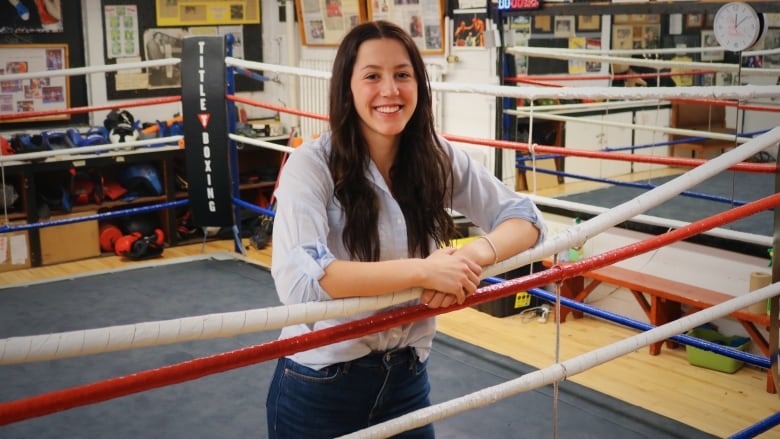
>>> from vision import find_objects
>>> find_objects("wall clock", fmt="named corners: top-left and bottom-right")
top-left (712, 2), bottom-right (765, 52)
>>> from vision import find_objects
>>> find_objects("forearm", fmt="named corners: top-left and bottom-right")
top-left (458, 218), bottom-right (540, 266)
top-left (320, 258), bottom-right (426, 299)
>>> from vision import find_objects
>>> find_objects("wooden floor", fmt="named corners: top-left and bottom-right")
top-left (1, 168), bottom-right (778, 438)
top-left (2, 237), bottom-right (778, 438)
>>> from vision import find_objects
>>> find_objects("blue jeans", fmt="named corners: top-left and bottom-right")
top-left (266, 347), bottom-right (434, 438)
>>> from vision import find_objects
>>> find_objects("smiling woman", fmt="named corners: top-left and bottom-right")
top-left (348, 37), bottom-right (418, 162)
top-left (265, 20), bottom-right (546, 438)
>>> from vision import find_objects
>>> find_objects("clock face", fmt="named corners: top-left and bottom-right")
top-left (713, 2), bottom-right (763, 52)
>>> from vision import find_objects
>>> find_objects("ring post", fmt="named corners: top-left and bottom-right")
top-left (180, 35), bottom-right (235, 230)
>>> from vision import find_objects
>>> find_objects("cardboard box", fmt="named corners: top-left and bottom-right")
top-left (0, 228), bottom-right (31, 272)
top-left (40, 214), bottom-right (100, 265)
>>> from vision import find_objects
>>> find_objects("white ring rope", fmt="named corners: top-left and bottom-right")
top-left (0, 136), bottom-right (184, 165)
top-left (0, 58), bottom-right (180, 82)
top-left (0, 290), bottom-right (419, 365)
top-left (0, 128), bottom-right (776, 365)
top-left (489, 126), bottom-right (780, 280)
top-left (227, 58), bottom-right (780, 101)
top-left (338, 281), bottom-right (780, 439)
top-left (553, 45), bottom-right (780, 58)
top-left (528, 194), bottom-right (773, 248)
top-left (228, 133), bottom-right (295, 154)
top-left (510, 99), bottom-right (665, 114)
top-left (506, 108), bottom-right (753, 143)
top-left (507, 47), bottom-right (780, 77)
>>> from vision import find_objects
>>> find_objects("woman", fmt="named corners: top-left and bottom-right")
top-left (267, 20), bottom-right (545, 438)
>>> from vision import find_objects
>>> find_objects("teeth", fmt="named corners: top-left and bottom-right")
top-left (376, 105), bottom-right (400, 113)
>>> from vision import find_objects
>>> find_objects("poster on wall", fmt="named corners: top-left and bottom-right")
top-left (452, 9), bottom-right (486, 49)
top-left (102, 0), bottom-right (263, 100)
top-left (0, 0), bottom-right (63, 33)
top-left (296, 0), bottom-right (363, 46)
top-left (155, 0), bottom-right (260, 26)
top-left (104, 5), bottom-right (140, 59)
top-left (370, 0), bottom-right (444, 54)
top-left (0, 44), bottom-right (69, 123)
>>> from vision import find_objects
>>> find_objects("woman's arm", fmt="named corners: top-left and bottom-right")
top-left (420, 218), bottom-right (540, 308)
top-left (320, 247), bottom-right (482, 304)
top-left (456, 218), bottom-right (540, 267)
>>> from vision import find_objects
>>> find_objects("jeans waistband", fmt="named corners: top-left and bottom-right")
top-left (350, 346), bottom-right (417, 369)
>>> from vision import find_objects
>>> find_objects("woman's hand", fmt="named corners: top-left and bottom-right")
top-left (419, 247), bottom-right (482, 307)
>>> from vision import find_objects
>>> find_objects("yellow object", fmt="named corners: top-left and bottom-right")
top-left (451, 236), bottom-right (478, 248)
top-left (514, 292), bottom-right (531, 309)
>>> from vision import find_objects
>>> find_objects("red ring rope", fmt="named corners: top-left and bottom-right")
top-left (442, 134), bottom-right (777, 174)
top-left (1, 193), bottom-right (778, 426)
top-left (228, 95), bottom-right (328, 121)
top-left (223, 102), bottom-right (776, 174)
top-left (0, 97), bottom-right (182, 122)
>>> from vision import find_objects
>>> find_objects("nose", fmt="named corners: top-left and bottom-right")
top-left (381, 78), bottom-right (399, 97)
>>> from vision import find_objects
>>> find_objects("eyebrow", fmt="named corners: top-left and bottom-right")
top-left (356, 63), bottom-right (413, 72)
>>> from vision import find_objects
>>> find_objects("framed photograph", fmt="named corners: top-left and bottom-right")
top-left (554, 15), bottom-right (574, 38)
top-left (155, 0), bottom-right (260, 26)
top-left (700, 29), bottom-right (723, 61)
top-left (685, 14), bottom-right (703, 29)
top-left (0, 0), bottom-right (63, 33)
top-left (370, 0), bottom-right (444, 54)
top-left (612, 14), bottom-right (630, 25)
top-left (611, 24), bottom-right (633, 50)
top-left (452, 9), bottom-right (486, 49)
top-left (0, 44), bottom-right (69, 123)
top-left (764, 28), bottom-right (780, 68)
top-left (576, 15), bottom-right (601, 32)
top-left (297, 0), bottom-right (365, 47)
top-left (532, 15), bottom-right (551, 33)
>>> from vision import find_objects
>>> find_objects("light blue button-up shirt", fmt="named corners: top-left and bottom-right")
top-left (271, 132), bottom-right (546, 369)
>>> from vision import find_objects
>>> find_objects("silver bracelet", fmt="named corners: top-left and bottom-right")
top-left (478, 235), bottom-right (498, 265)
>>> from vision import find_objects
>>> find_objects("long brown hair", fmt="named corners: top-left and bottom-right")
top-left (328, 20), bottom-right (456, 261)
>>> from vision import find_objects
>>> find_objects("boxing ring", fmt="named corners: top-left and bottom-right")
top-left (1, 35), bottom-right (780, 438)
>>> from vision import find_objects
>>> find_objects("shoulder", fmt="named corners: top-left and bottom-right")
top-left (285, 132), bottom-right (332, 172)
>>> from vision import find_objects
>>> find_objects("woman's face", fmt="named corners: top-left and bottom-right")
top-left (350, 38), bottom-right (417, 148)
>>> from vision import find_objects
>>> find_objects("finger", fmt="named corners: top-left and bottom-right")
top-left (441, 295), bottom-right (457, 308)
top-left (453, 287), bottom-right (466, 304)
top-left (427, 293), bottom-right (446, 308)
top-left (420, 289), bottom-right (435, 305)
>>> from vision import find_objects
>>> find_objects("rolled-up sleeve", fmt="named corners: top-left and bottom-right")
top-left (446, 138), bottom-right (546, 243)
top-left (270, 139), bottom-right (338, 304)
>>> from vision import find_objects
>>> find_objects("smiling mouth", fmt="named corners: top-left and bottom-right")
top-left (375, 105), bottom-right (401, 114)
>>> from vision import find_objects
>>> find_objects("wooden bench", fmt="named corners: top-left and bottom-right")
top-left (543, 261), bottom-right (774, 393)
top-left (669, 101), bottom-right (735, 159)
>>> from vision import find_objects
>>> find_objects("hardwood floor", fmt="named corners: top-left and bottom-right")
top-left (2, 236), bottom-right (777, 438)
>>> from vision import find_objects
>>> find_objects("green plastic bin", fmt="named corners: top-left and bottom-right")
top-left (685, 328), bottom-right (751, 374)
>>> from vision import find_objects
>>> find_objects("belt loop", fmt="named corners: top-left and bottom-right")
top-left (407, 347), bottom-right (417, 370)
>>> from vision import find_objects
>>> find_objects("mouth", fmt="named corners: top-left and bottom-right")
top-left (374, 105), bottom-right (402, 114)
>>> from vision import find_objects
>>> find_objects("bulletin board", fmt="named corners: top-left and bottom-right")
top-left (0, 44), bottom-right (70, 123)
top-left (101, 0), bottom-right (263, 101)
top-left (369, 0), bottom-right (445, 54)
top-left (0, 3), bottom-right (87, 128)
top-left (155, 0), bottom-right (261, 26)
top-left (296, 0), bottom-right (365, 47)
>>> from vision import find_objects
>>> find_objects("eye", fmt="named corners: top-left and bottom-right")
top-left (363, 72), bottom-right (379, 80)
top-left (396, 71), bottom-right (413, 80)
